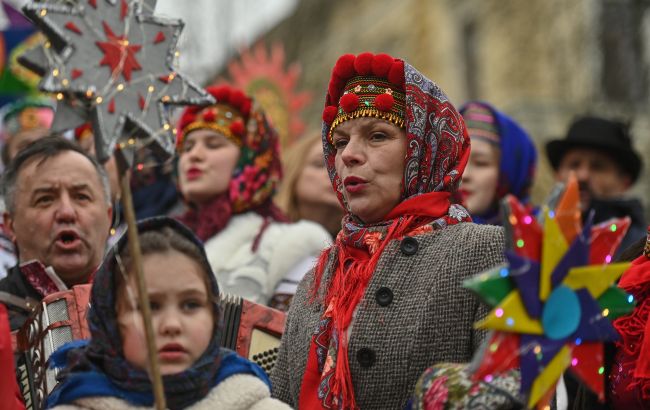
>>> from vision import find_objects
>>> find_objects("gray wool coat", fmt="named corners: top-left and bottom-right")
top-left (270, 222), bottom-right (505, 409)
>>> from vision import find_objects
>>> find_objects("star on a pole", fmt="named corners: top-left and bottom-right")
top-left (21, 0), bottom-right (214, 163)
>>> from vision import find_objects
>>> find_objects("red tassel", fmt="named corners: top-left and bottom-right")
top-left (371, 53), bottom-right (393, 77)
top-left (202, 109), bottom-right (216, 123)
top-left (230, 120), bottom-right (245, 136)
top-left (388, 61), bottom-right (405, 86)
top-left (333, 54), bottom-right (356, 79)
top-left (322, 106), bottom-right (338, 124)
top-left (230, 90), bottom-right (245, 109)
top-left (374, 93), bottom-right (394, 112)
top-left (354, 52), bottom-right (374, 76)
top-left (340, 93), bottom-right (359, 113)
top-left (213, 86), bottom-right (230, 103)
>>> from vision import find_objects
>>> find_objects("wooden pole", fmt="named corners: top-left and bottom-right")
top-left (120, 172), bottom-right (166, 409)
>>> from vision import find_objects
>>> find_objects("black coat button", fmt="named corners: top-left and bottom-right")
top-left (356, 347), bottom-right (376, 368)
top-left (375, 287), bottom-right (393, 307)
top-left (400, 236), bottom-right (419, 256)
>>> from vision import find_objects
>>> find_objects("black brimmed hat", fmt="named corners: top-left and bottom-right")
top-left (546, 116), bottom-right (642, 183)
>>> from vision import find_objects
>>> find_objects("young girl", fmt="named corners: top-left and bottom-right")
top-left (45, 217), bottom-right (290, 409)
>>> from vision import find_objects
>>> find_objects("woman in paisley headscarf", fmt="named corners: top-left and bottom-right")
top-left (175, 85), bottom-right (330, 308)
top-left (270, 52), bottom-right (506, 409)
top-left (459, 101), bottom-right (537, 225)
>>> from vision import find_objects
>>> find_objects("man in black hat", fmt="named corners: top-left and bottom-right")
top-left (548, 115), bottom-right (647, 410)
top-left (546, 115), bottom-right (646, 254)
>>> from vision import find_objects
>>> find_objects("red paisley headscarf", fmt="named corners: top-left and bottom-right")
top-left (300, 53), bottom-right (472, 410)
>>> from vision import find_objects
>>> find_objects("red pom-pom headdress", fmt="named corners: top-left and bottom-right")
top-left (323, 52), bottom-right (406, 143)
top-left (176, 85), bottom-right (253, 149)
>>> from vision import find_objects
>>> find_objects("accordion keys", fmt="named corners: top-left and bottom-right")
top-left (219, 294), bottom-right (286, 375)
top-left (15, 285), bottom-right (91, 410)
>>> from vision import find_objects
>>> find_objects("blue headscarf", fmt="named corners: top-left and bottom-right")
top-left (460, 101), bottom-right (537, 224)
top-left (46, 217), bottom-right (269, 409)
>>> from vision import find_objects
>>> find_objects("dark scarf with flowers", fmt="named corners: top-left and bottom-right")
top-left (46, 217), bottom-right (226, 409)
top-left (178, 106), bottom-right (288, 243)
top-left (300, 61), bottom-right (472, 410)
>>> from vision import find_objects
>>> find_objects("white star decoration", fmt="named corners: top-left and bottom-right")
top-left (21, 0), bottom-right (214, 163)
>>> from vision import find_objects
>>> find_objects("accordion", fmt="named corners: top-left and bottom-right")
top-left (13, 285), bottom-right (286, 410)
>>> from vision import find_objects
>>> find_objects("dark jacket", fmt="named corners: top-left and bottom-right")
top-left (0, 265), bottom-right (40, 331)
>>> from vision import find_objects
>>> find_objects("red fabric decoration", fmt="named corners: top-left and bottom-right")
top-left (213, 85), bottom-right (231, 103)
top-left (388, 61), bottom-right (405, 87)
top-left (107, 98), bottom-right (115, 114)
top-left (138, 93), bottom-right (146, 110)
top-left (322, 106), bottom-right (338, 124)
top-left (339, 93), bottom-right (359, 113)
top-left (65, 21), bottom-right (82, 35)
top-left (333, 54), bottom-right (356, 79)
top-left (230, 90), bottom-right (245, 108)
top-left (153, 31), bottom-right (166, 44)
top-left (230, 120), bottom-right (245, 136)
top-left (374, 93), bottom-right (394, 112)
top-left (71, 68), bottom-right (83, 79)
top-left (97, 21), bottom-right (142, 82)
top-left (371, 53), bottom-right (394, 77)
top-left (88, 0), bottom-right (97, 8)
top-left (354, 52), bottom-right (374, 76)
top-left (202, 110), bottom-right (216, 123)
top-left (328, 77), bottom-right (342, 103)
top-left (240, 99), bottom-right (252, 117)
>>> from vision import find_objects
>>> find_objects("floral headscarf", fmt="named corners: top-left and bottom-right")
top-left (46, 217), bottom-right (225, 409)
top-left (177, 85), bottom-right (287, 242)
top-left (301, 53), bottom-right (472, 410)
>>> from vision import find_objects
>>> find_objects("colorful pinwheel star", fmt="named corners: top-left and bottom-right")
top-left (465, 176), bottom-right (635, 409)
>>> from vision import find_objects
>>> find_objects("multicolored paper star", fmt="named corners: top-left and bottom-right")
top-left (465, 176), bottom-right (635, 409)
top-left (20, 0), bottom-right (213, 163)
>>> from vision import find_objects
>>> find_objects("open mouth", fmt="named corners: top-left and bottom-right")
top-left (55, 230), bottom-right (81, 248)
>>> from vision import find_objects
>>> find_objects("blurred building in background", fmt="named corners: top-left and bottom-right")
top-left (258, 0), bottom-right (650, 205)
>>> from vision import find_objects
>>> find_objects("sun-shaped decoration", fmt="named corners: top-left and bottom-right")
top-left (20, 0), bottom-right (213, 163)
top-left (464, 175), bottom-right (636, 409)
top-left (225, 42), bottom-right (311, 149)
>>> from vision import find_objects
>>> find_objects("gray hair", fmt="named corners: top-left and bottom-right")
top-left (2, 135), bottom-right (111, 215)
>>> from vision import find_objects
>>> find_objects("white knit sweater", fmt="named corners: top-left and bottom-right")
top-left (202, 212), bottom-right (331, 304)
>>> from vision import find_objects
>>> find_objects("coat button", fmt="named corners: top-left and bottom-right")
top-left (356, 347), bottom-right (376, 368)
top-left (375, 287), bottom-right (393, 307)
top-left (400, 236), bottom-right (419, 256)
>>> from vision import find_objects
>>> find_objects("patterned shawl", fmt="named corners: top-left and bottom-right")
top-left (46, 217), bottom-right (225, 409)
top-left (302, 59), bottom-right (473, 410)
